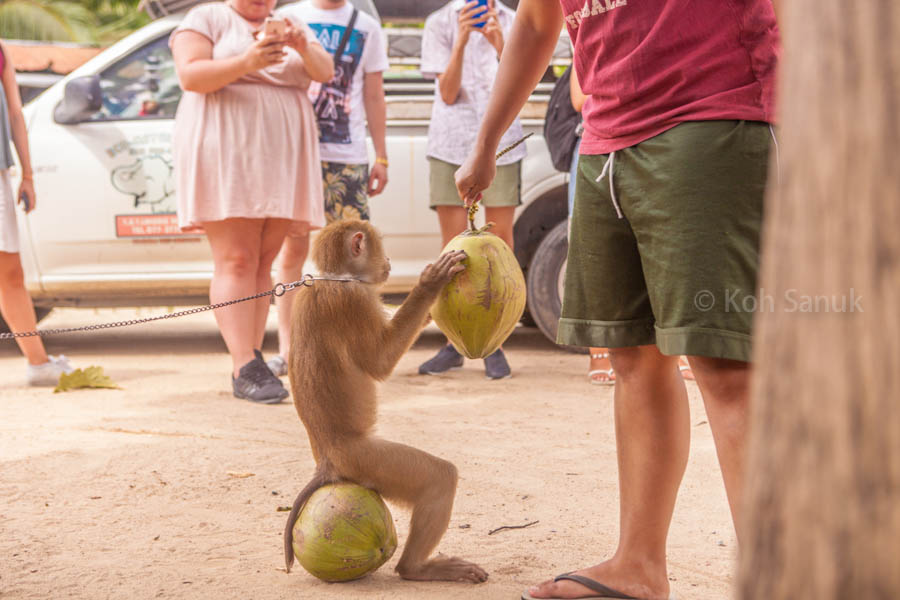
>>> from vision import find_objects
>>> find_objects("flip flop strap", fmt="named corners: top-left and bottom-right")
top-left (553, 574), bottom-right (638, 599)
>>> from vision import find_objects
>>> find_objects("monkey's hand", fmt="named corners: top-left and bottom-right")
top-left (418, 250), bottom-right (467, 295)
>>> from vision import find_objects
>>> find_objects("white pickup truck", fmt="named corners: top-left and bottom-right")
top-left (9, 3), bottom-right (573, 345)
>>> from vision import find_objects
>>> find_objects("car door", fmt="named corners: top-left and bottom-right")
top-left (24, 28), bottom-right (211, 303)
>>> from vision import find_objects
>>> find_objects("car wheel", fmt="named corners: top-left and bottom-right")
top-left (526, 220), bottom-right (586, 353)
top-left (0, 306), bottom-right (53, 335)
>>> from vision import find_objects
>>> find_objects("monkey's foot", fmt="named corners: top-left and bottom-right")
top-left (397, 556), bottom-right (489, 583)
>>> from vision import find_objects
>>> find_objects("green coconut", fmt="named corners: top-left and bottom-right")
top-left (432, 225), bottom-right (526, 359)
top-left (291, 483), bottom-right (398, 582)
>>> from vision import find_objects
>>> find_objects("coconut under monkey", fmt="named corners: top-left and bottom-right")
top-left (283, 219), bottom-right (488, 583)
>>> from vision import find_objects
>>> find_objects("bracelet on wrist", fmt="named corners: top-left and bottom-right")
top-left (21, 173), bottom-right (34, 181)
top-left (375, 157), bottom-right (389, 167)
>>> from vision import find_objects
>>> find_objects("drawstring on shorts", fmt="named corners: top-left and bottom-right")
top-left (768, 124), bottom-right (780, 183)
top-left (594, 125), bottom-right (778, 221)
top-left (596, 151), bottom-right (623, 219)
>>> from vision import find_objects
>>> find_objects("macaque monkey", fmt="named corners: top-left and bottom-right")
top-left (283, 219), bottom-right (488, 583)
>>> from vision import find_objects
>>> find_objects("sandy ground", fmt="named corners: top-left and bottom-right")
top-left (1, 307), bottom-right (736, 600)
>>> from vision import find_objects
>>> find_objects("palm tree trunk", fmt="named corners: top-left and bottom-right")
top-left (739, 1), bottom-right (900, 598)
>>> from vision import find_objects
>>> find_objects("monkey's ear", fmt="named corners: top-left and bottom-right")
top-left (350, 231), bottom-right (366, 258)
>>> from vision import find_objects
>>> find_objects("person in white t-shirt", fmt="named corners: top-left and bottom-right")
top-left (268, 0), bottom-right (389, 376)
top-left (417, 0), bottom-right (525, 380)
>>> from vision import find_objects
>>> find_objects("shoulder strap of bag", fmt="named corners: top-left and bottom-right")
top-left (333, 7), bottom-right (359, 66)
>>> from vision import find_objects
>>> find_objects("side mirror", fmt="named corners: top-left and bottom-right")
top-left (53, 75), bottom-right (102, 124)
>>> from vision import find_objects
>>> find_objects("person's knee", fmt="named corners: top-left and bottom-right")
top-left (608, 346), bottom-right (673, 379)
top-left (279, 234), bottom-right (309, 266)
top-left (689, 356), bottom-right (750, 399)
top-left (216, 245), bottom-right (259, 277)
top-left (0, 256), bottom-right (25, 289)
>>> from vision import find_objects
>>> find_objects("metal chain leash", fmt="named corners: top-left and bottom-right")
top-left (3, 135), bottom-right (533, 341)
top-left (0, 274), bottom-right (359, 340)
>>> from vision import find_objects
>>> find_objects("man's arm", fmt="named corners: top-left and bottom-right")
top-left (455, 0), bottom-right (564, 202)
top-left (437, 40), bottom-right (466, 105)
top-left (363, 71), bottom-right (388, 196)
top-left (436, 1), bottom-right (487, 105)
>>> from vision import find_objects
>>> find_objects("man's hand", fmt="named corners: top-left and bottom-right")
top-left (455, 148), bottom-right (496, 207)
top-left (418, 250), bottom-right (467, 294)
top-left (457, 0), bottom-right (490, 45)
top-left (368, 162), bottom-right (388, 196)
top-left (480, 9), bottom-right (504, 57)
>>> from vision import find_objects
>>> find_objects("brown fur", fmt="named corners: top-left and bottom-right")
top-left (283, 220), bottom-right (487, 583)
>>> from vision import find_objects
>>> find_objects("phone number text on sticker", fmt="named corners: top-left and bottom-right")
top-left (116, 214), bottom-right (199, 237)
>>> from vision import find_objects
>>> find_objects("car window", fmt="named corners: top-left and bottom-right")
top-left (91, 33), bottom-right (181, 122)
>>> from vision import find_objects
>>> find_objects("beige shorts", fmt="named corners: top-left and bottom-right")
top-left (0, 169), bottom-right (20, 254)
top-left (428, 157), bottom-right (521, 209)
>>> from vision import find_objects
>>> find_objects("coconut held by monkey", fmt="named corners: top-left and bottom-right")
top-left (290, 483), bottom-right (397, 582)
top-left (431, 222), bottom-right (527, 359)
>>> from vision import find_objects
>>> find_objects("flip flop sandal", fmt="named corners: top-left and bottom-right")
top-left (589, 352), bottom-right (616, 385)
top-left (521, 572), bottom-right (677, 600)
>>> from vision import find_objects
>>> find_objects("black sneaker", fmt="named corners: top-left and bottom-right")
top-left (232, 351), bottom-right (289, 404)
top-left (418, 344), bottom-right (464, 375)
top-left (484, 348), bottom-right (511, 380)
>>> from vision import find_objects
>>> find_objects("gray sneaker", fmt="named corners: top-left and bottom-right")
top-left (232, 351), bottom-right (289, 404)
top-left (484, 348), bottom-right (511, 380)
top-left (26, 355), bottom-right (75, 387)
top-left (418, 344), bottom-right (464, 375)
top-left (266, 355), bottom-right (288, 377)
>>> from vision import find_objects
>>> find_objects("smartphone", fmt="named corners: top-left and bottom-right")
top-left (471, 0), bottom-right (489, 28)
top-left (263, 17), bottom-right (287, 39)
top-left (20, 191), bottom-right (30, 212)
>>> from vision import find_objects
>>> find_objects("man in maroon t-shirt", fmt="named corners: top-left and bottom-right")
top-left (457, 1), bottom-right (779, 599)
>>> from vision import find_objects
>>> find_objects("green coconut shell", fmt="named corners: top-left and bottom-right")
top-left (292, 483), bottom-right (398, 582)
top-left (432, 228), bottom-right (526, 359)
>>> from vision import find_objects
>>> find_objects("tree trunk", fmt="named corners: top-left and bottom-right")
top-left (739, 1), bottom-right (900, 598)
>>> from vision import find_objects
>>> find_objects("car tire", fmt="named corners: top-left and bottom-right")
top-left (0, 306), bottom-right (53, 335)
top-left (526, 220), bottom-right (586, 353)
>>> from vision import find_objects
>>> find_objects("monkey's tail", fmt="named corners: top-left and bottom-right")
top-left (283, 461), bottom-right (336, 574)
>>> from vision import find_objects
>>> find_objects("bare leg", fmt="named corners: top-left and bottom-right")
top-left (528, 345), bottom-right (688, 600)
top-left (0, 252), bottom-right (49, 365)
top-left (273, 226), bottom-right (310, 361)
top-left (435, 206), bottom-right (468, 246)
top-left (483, 206), bottom-right (515, 249)
top-left (204, 218), bottom-right (265, 377)
top-left (335, 437), bottom-right (488, 583)
top-left (687, 356), bottom-right (749, 540)
top-left (251, 218), bottom-right (291, 351)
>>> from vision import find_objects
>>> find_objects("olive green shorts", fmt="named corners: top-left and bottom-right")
top-left (428, 157), bottom-right (521, 209)
top-left (558, 120), bottom-right (773, 362)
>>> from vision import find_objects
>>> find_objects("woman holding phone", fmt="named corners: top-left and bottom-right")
top-left (0, 40), bottom-right (75, 385)
top-left (171, 0), bottom-right (333, 404)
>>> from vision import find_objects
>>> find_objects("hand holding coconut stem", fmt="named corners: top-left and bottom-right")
top-left (456, 133), bottom-right (532, 209)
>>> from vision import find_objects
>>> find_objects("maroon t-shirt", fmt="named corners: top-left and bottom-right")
top-left (560, 0), bottom-right (780, 154)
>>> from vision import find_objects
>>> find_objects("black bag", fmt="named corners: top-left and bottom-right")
top-left (543, 65), bottom-right (582, 172)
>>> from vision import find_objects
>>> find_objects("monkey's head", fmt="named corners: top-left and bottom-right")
top-left (313, 219), bottom-right (391, 284)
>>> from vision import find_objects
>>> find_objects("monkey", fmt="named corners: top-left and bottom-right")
top-left (283, 219), bottom-right (488, 583)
